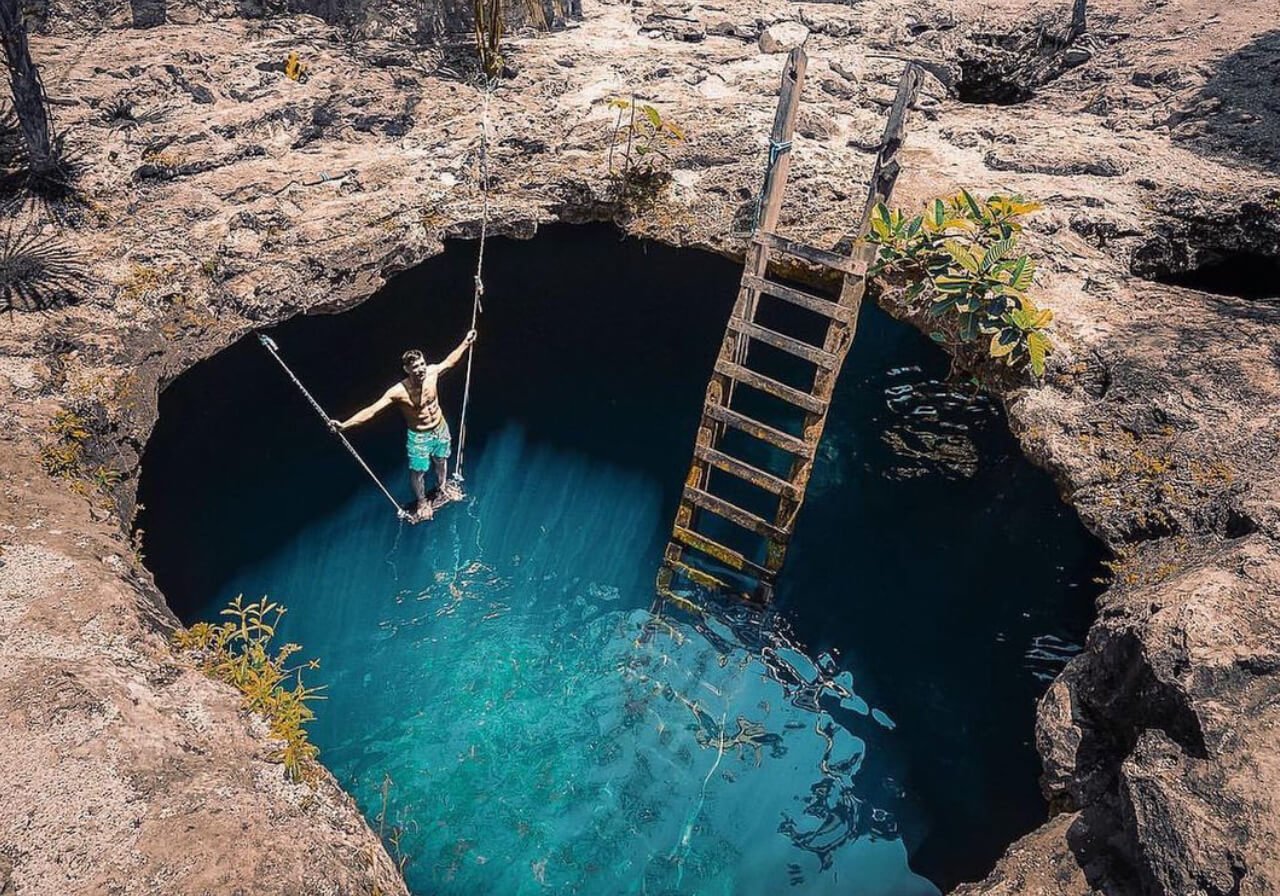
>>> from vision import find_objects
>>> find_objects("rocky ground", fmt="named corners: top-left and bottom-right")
top-left (1, 0), bottom-right (1278, 893)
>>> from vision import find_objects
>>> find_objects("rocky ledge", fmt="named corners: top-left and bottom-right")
top-left (1, 0), bottom-right (1277, 893)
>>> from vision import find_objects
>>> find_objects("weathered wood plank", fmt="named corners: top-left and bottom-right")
top-left (682, 485), bottom-right (787, 541)
top-left (756, 48), bottom-right (808, 236)
top-left (666, 557), bottom-right (734, 593)
top-left (672, 526), bottom-right (773, 579)
top-left (851, 62), bottom-right (924, 267)
top-left (754, 232), bottom-right (863, 276)
top-left (702, 403), bottom-right (813, 457)
top-left (713, 359), bottom-right (827, 413)
top-left (742, 275), bottom-right (851, 322)
top-left (728, 318), bottom-right (838, 368)
top-left (694, 443), bottom-right (800, 499)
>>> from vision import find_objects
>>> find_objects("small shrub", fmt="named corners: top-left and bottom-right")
top-left (173, 596), bottom-right (325, 783)
top-left (40, 408), bottom-right (89, 478)
top-left (39, 407), bottom-right (122, 503)
top-left (866, 191), bottom-right (1054, 376)
top-left (98, 96), bottom-right (167, 131)
top-left (606, 96), bottom-right (686, 204)
top-left (118, 261), bottom-right (173, 302)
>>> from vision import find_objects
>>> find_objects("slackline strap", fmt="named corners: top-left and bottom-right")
top-left (258, 334), bottom-right (410, 521)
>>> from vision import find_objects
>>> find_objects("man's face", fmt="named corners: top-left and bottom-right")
top-left (405, 356), bottom-right (428, 379)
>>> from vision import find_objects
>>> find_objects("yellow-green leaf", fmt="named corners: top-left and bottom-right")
top-left (1027, 331), bottom-right (1051, 375)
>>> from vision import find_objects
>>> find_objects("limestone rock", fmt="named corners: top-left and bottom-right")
top-left (759, 21), bottom-right (809, 54)
top-left (3, 1), bottom-right (1280, 894)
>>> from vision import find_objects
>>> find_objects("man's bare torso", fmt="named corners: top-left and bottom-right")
top-left (391, 372), bottom-right (443, 431)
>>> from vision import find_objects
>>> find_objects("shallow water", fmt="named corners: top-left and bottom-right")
top-left (139, 225), bottom-right (1103, 894)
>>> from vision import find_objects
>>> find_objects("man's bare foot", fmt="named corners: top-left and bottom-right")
top-left (415, 501), bottom-right (433, 523)
top-left (442, 480), bottom-right (464, 501)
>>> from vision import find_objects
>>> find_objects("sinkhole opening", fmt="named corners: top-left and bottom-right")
top-left (137, 223), bottom-right (1105, 896)
top-left (953, 59), bottom-right (1037, 106)
top-left (1134, 249), bottom-right (1280, 301)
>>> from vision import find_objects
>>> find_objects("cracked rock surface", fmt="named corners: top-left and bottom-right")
top-left (1, 0), bottom-right (1278, 893)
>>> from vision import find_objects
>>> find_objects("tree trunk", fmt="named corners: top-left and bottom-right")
top-left (0, 0), bottom-right (55, 176)
top-left (1070, 0), bottom-right (1087, 40)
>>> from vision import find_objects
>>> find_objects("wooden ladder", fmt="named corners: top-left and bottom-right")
top-left (658, 49), bottom-right (922, 603)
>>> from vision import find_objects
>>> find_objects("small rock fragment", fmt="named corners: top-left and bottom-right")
top-left (758, 22), bottom-right (809, 55)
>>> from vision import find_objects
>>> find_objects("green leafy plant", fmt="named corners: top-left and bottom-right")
top-left (866, 191), bottom-right (1054, 376)
top-left (606, 95), bottom-right (686, 199)
top-left (173, 596), bottom-right (325, 783)
top-left (40, 408), bottom-right (89, 477)
top-left (40, 407), bottom-right (122, 504)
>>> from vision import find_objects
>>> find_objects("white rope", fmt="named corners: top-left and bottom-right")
top-left (452, 77), bottom-right (495, 484)
top-left (258, 335), bottom-right (410, 521)
top-left (259, 80), bottom-right (496, 515)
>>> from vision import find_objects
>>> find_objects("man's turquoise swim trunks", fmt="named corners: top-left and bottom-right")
top-left (406, 420), bottom-right (451, 471)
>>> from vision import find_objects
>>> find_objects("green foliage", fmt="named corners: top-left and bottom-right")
top-left (174, 596), bottom-right (325, 783)
top-left (606, 96), bottom-right (686, 200)
top-left (41, 409), bottom-right (89, 474)
top-left (866, 191), bottom-right (1054, 377)
top-left (40, 407), bottom-right (121, 502)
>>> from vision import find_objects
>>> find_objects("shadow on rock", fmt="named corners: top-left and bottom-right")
top-left (129, 0), bottom-right (165, 28)
top-left (1168, 30), bottom-right (1280, 173)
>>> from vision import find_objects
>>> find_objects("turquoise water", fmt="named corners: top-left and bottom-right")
top-left (139, 225), bottom-right (1103, 893)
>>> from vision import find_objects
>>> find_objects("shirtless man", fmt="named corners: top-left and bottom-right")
top-left (331, 329), bottom-right (476, 522)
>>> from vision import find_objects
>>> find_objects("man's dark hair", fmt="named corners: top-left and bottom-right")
top-left (402, 349), bottom-right (425, 367)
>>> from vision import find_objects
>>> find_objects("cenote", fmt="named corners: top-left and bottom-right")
top-left (138, 224), bottom-right (1104, 895)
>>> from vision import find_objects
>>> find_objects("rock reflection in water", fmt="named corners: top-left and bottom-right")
top-left (879, 367), bottom-right (997, 481)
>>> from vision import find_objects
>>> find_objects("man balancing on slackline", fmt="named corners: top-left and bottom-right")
top-left (330, 328), bottom-right (477, 523)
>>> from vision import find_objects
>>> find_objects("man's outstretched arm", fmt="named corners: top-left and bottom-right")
top-left (331, 387), bottom-right (397, 432)
top-left (436, 330), bottom-right (478, 373)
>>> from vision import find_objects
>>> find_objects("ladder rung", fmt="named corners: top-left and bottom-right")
top-left (682, 486), bottom-right (787, 541)
top-left (671, 527), bottom-right (773, 580)
top-left (694, 444), bottom-right (800, 499)
top-left (714, 360), bottom-right (827, 414)
top-left (704, 404), bottom-right (813, 457)
top-left (754, 232), bottom-right (863, 276)
top-left (728, 318), bottom-right (838, 369)
top-left (742, 275), bottom-right (852, 322)
top-left (663, 557), bottom-right (736, 594)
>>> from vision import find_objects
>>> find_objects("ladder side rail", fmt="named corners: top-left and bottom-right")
top-left (675, 48), bottom-right (808, 559)
top-left (765, 63), bottom-right (925, 597)
top-left (731, 47), bottom-right (809, 402)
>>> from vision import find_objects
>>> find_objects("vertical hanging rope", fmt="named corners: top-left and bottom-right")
top-left (452, 77), bottom-right (495, 484)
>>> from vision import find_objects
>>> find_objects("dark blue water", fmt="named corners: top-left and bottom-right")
top-left (138, 225), bottom-right (1103, 895)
